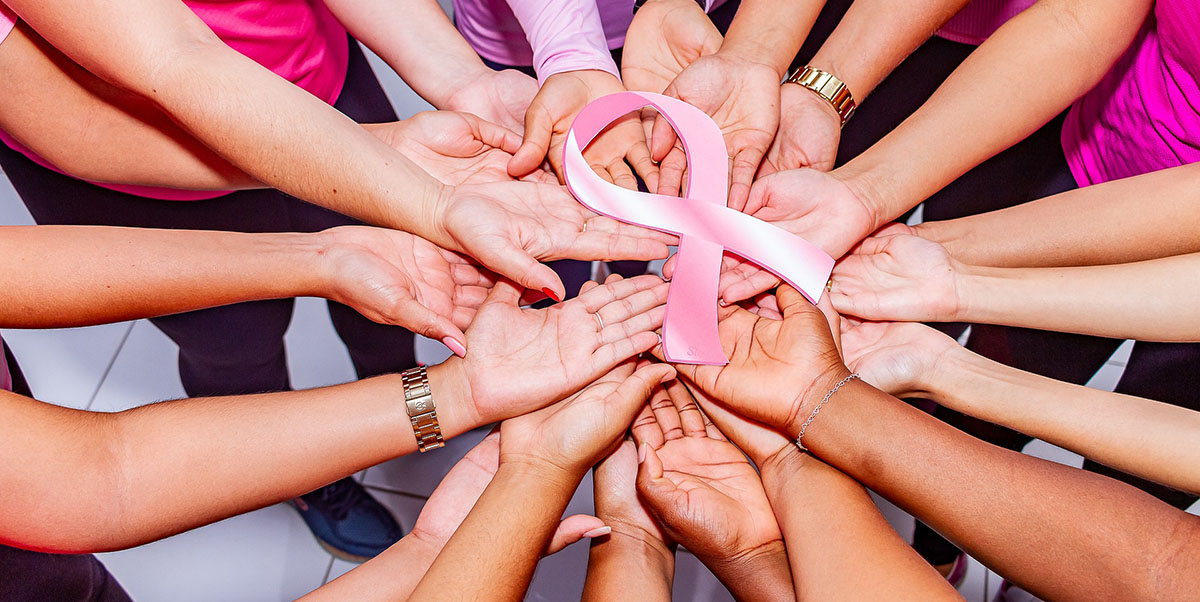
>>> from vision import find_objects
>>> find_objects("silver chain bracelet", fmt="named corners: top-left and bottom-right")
top-left (794, 373), bottom-right (860, 452)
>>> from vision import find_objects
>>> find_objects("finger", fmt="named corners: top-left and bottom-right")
top-left (607, 160), bottom-right (638, 191)
top-left (600, 305), bottom-right (666, 346)
top-left (626, 141), bottom-right (660, 193)
top-left (449, 262), bottom-right (495, 288)
top-left (519, 167), bottom-right (560, 185)
top-left (483, 242), bottom-right (566, 302)
top-left (635, 444), bottom-right (679, 515)
top-left (648, 382), bottom-right (685, 441)
top-left (482, 277), bottom-right (527, 307)
top-left (649, 113), bottom-right (680, 162)
top-left (450, 306), bottom-right (477, 330)
top-left (568, 230), bottom-right (672, 263)
top-left (817, 294), bottom-right (843, 358)
top-left (656, 145), bottom-right (687, 196)
top-left (453, 285), bottom-right (490, 310)
top-left (722, 270), bottom-right (783, 304)
top-left (467, 113), bottom-right (524, 154)
top-left (545, 514), bottom-right (610, 555)
top-left (388, 298), bottom-right (469, 358)
top-left (592, 330), bottom-right (662, 370)
top-left (591, 163), bottom-right (616, 184)
top-left (728, 147), bottom-right (766, 212)
top-left (508, 106), bottom-right (554, 177)
top-left (596, 282), bottom-right (669, 328)
top-left (613, 363), bottom-right (678, 423)
top-left (576, 274), bottom-right (666, 313)
top-left (664, 379), bottom-right (707, 438)
top-left (660, 252), bottom-right (677, 280)
top-left (579, 279), bottom-right (601, 295)
top-left (776, 284), bottom-right (811, 319)
top-left (580, 216), bottom-right (678, 246)
top-left (631, 402), bottom-right (665, 449)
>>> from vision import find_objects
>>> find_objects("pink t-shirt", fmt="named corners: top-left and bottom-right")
top-left (0, 0), bottom-right (348, 200)
top-left (936, 0), bottom-right (1036, 46)
top-left (454, 0), bottom-right (725, 83)
top-left (1062, 3), bottom-right (1200, 186)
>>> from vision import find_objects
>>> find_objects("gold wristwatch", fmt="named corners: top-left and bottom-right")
top-left (401, 366), bottom-right (445, 452)
top-left (784, 66), bottom-right (856, 126)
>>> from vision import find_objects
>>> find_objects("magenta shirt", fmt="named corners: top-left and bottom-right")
top-left (0, 0), bottom-right (348, 201)
top-left (0, 333), bottom-right (10, 392)
top-left (1062, 2), bottom-right (1200, 186)
top-left (936, 0), bottom-right (1036, 46)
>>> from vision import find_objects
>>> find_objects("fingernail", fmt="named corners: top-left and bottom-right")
top-left (441, 337), bottom-right (467, 358)
top-left (638, 442), bottom-right (648, 464)
top-left (583, 526), bottom-right (612, 538)
top-left (542, 287), bottom-right (562, 302)
top-left (718, 299), bottom-right (729, 307)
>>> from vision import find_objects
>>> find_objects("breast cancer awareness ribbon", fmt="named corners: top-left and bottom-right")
top-left (562, 92), bottom-right (835, 365)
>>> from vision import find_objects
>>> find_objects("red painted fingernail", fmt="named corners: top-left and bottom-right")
top-left (542, 287), bottom-right (562, 302)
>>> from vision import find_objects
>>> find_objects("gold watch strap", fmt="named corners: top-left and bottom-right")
top-left (785, 66), bottom-right (856, 126)
top-left (400, 366), bottom-right (445, 453)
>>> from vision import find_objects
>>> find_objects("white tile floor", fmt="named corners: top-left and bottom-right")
top-left (2, 41), bottom-right (1196, 602)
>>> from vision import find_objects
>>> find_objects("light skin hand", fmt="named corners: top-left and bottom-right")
top-left (760, 83), bottom-right (842, 175)
top-left (508, 70), bottom-right (659, 191)
top-left (838, 319), bottom-right (962, 399)
top-left (432, 180), bottom-right (674, 300)
top-left (365, 111), bottom-right (555, 186)
top-left (633, 382), bottom-right (794, 601)
top-left (443, 69), bottom-right (541, 136)
top-left (830, 232), bottom-right (964, 322)
top-left (444, 274), bottom-right (670, 427)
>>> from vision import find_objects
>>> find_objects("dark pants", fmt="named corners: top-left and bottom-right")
top-left (794, 0), bottom-right (1200, 565)
top-left (0, 344), bottom-right (133, 602)
top-left (0, 38), bottom-right (416, 399)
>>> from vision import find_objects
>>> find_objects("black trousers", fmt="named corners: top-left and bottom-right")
top-left (793, 0), bottom-right (1200, 565)
top-left (0, 38), bottom-right (416, 399)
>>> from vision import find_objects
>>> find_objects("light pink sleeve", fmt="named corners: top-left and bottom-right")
top-left (506, 0), bottom-right (620, 84)
top-left (1, 2), bottom-right (17, 46)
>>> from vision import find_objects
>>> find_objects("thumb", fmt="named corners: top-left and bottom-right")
top-left (634, 444), bottom-right (679, 516)
top-left (482, 277), bottom-right (528, 307)
top-left (467, 113), bottom-right (524, 154)
top-left (481, 241), bottom-right (566, 303)
top-left (390, 298), bottom-right (469, 358)
top-left (650, 113), bottom-right (680, 162)
top-left (777, 284), bottom-right (812, 319)
top-left (545, 514), bottom-right (608, 556)
top-left (508, 106), bottom-right (554, 178)
top-left (615, 364), bottom-right (678, 420)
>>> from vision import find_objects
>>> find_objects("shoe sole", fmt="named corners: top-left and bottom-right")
top-left (314, 537), bottom-right (372, 565)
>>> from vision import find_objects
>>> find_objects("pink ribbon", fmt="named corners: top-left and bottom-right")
top-left (563, 92), bottom-right (834, 365)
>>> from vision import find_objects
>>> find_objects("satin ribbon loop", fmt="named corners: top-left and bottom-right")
top-left (563, 92), bottom-right (834, 365)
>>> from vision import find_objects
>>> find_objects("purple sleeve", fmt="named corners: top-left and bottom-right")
top-left (1, 2), bottom-right (18, 46)
top-left (506, 0), bottom-right (620, 84)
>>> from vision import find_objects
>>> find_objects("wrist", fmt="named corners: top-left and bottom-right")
top-left (425, 359), bottom-right (477, 434)
top-left (437, 64), bottom-right (500, 111)
top-left (783, 366), bottom-right (858, 441)
top-left (923, 342), bottom-right (976, 406)
top-left (596, 521), bottom-right (675, 567)
top-left (714, 45), bottom-right (787, 80)
top-left (420, 181), bottom-right (455, 249)
top-left (832, 160), bottom-right (896, 233)
top-left (701, 540), bottom-right (793, 602)
top-left (496, 455), bottom-right (585, 492)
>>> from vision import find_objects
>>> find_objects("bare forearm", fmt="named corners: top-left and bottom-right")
top-left (702, 545), bottom-right (796, 602)
top-left (919, 162), bottom-right (1200, 268)
top-left (719, 0), bottom-right (825, 77)
top-left (926, 345), bottom-right (1200, 495)
top-left (324, 0), bottom-right (491, 109)
top-left (300, 535), bottom-right (438, 601)
top-left (793, 382), bottom-right (1200, 601)
top-left (583, 533), bottom-right (674, 602)
top-left (0, 361), bottom-right (474, 552)
top-left (836, 0), bottom-right (1153, 224)
top-left (409, 463), bottom-right (579, 601)
top-left (761, 450), bottom-right (960, 601)
top-left (952, 254), bottom-right (1200, 341)
top-left (807, 0), bottom-right (970, 101)
top-left (0, 226), bottom-right (325, 329)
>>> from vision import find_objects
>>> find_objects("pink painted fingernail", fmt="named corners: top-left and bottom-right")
top-left (442, 337), bottom-right (467, 358)
top-left (583, 526), bottom-right (612, 538)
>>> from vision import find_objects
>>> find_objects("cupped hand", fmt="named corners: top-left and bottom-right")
top-left (593, 439), bottom-right (674, 555)
top-left (663, 285), bottom-right (850, 433)
top-left (654, 52), bottom-right (781, 209)
top-left (631, 381), bottom-right (785, 567)
top-left (500, 357), bottom-right (676, 476)
top-left (436, 180), bottom-right (674, 299)
top-left (760, 83), bottom-right (842, 175)
top-left (508, 70), bottom-right (658, 191)
top-left (316, 226), bottom-right (496, 354)
top-left (839, 318), bottom-right (960, 399)
top-left (451, 274), bottom-right (671, 425)
top-left (443, 68), bottom-right (540, 135)
top-left (410, 431), bottom-right (606, 557)
top-left (621, 0), bottom-right (722, 96)
top-left (368, 111), bottom-right (553, 186)
top-left (831, 233), bottom-right (963, 322)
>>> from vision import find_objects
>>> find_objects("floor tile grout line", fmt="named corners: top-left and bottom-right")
top-left (84, 321), bottom-right (136, 411)
top-left (320, 555), bottom-right (335, 585)
top-left (363, 484), bottom-right (430, 501)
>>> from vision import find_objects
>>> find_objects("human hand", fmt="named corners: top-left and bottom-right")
top-left (316, 226), bottom-right (496, 354)
top-left (664, 285), bottom-right (850, 434)
top-left (830, 233), bottom-right (963, 323)
top-left (760, 83), bottom-right (842, 175)
top-left (367, 111), bottom-right (554, 186)
top-left (507, 70), bottom-right (658, 191)
top-left (500, 358), bottom-right (676, 476)
top-left (446, 274), bottom-right (669, 425)
top-left (410, 431), bottom-right (607, 557)
top-left (442, 68), bottom-right (540, 135)
top-left (622, 0), bottom-right (722, 96)
top-left (435, 179), bottom-right (674, 299)
top-left (839, 319), bottom-right (960, 399)
top-left (632, 382), bottom-right (786, 572)
top-left (654, 52), bottom-right (781, 209)
top-left (593, 439), bottom-right (674, 556)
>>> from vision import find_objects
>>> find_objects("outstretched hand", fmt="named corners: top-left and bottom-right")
top-left (760, 83), bottom-right (842, 175)
top-left (839, 318), bottom-right (961, 399)
top-left (831, 233), bottom-right (963, 322)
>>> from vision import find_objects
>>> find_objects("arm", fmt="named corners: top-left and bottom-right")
top-left (916, 162), bottom-right (1200, 267)
top-left (839, 320), bottom-right (1200, 496)
top-left (583, 440), bottom-right (675, 602)
top-left (409, 355), bottom-right (675, 601)
top-left (0, 275), bottom-right (668, 552)
top-left (675, 287), bottom-right (1200, 602)
top-left (830, 232), bottom-right (1200, 341)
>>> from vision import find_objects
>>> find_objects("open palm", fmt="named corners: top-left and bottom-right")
top-left (839, 319), bottom-right (960, 399)
top-left (831, 233), bottom-right (962, 322)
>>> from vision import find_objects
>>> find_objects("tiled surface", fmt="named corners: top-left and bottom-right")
top-left (1, 35), bottom-right (1195, 602)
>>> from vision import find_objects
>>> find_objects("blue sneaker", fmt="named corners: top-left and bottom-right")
top-left (290, 478), bottom-right (403, 563)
